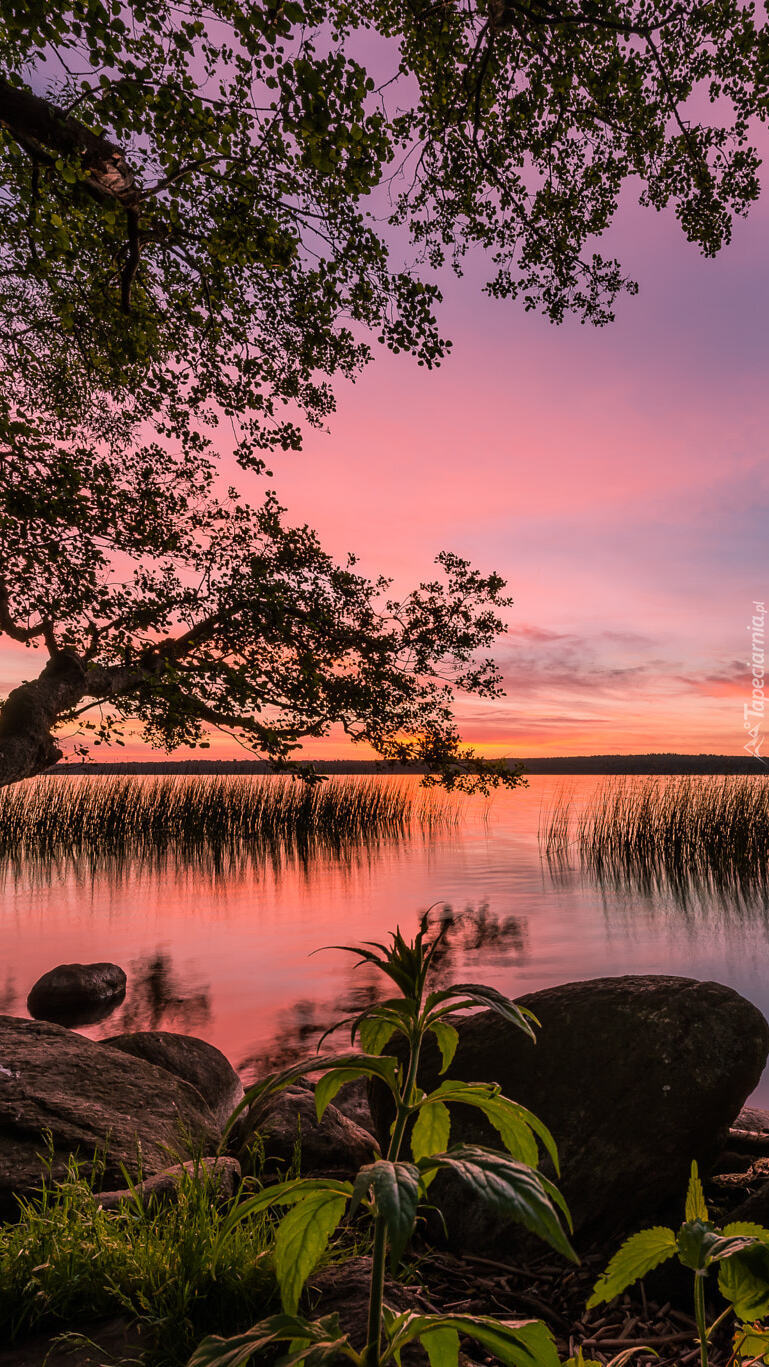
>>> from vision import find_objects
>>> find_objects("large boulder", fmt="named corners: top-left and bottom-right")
top-left (26, 963), bottom-right (126, 1027)
top-left (257, 1084), bottom-right (376, 1180)
top-left (104, 1031), bottom-right (244, 1130)
top-left (0, 1016), bottom-right (220, 1218)
top-left (369, 975), bottom-right (769, 1248)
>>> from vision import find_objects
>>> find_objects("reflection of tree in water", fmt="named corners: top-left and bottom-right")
top-left (96, 951), bottom-right (211, 1035)
top-left (0, 969), bottom-right (15, 1012)
top-left (239, 902), bottom-right (527, 1082)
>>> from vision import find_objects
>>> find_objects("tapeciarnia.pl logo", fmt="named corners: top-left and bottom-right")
top-left (744, 600), bottom-right (766, 764)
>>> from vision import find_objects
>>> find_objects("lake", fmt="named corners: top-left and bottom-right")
top-left (2, 774), bottom-right (769, 1100)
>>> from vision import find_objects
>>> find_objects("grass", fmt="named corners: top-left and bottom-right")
top-left (0, 1156), bottom-right (278, 1365)
top-left (540, 776), bottom-right (769, 903)
top-left (0, 773), bottom-right (456, 876)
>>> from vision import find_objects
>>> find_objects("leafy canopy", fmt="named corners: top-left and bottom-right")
top-left (1, 1), bottom-right (767, 779)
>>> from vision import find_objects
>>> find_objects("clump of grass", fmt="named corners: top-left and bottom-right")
top-left (0, 1156), bottom-right (276, 1365)
top-left (0, 774), bottom-right (455, 877)
top-left (542, 776), bottom-right (769, 903)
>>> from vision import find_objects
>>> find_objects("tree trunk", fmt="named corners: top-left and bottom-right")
top-left (0, 652), bottom-right (88, 787)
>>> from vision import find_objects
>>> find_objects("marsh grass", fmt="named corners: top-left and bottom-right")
top-left (0, 1155), bottom-right (277, 1364)
top-left (541, 776), bottom-right (769, 904)
top-left (0, 774), bottom-right (456, 877)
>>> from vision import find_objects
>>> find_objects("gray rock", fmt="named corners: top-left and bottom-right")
top-left (104, 1030), bottom-right (244, 1129)
top-left (27, 963), bottom-right (126, 1027)
top-left (369, 975), bottom-right (769, 1248)
top-left (97, 1155), bottom-right (240, 1210)
top-left (256, 1084), bottom-right (376, 1179)
top-left (0, 1015), bottom-right (220, 1218)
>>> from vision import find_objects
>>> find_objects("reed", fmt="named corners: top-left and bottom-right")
top-left (0, 774), bottom-right (455, 876)
top-left (541, 776), bottom-right (769, 901)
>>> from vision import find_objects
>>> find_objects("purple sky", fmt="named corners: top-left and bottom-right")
top-left (4, 112), bottom-right (767, 759)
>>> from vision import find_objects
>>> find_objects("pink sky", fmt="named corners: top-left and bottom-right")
top-left (7, 155), bottom-right (768, 761)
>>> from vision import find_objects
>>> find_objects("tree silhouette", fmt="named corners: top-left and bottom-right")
top-left (0, 1), bottom-right (765, 783)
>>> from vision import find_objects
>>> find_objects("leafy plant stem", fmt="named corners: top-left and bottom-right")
top-left (365, 1028), bottom-right (424, 1366)
top-left (694, 1273), bottom-right (709, 1367)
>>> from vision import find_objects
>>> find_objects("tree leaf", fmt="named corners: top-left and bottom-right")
top-left (350, 1159), bottom-right (420, 1268)
top-left (588, 1227), bottom-right (678, 1307)
top-left (411, 1100), bottom-right (451, 1162)
top-left (685, 1161), bottom-right (708, 1223)
top-left (391, 1313), bottom-right (560, 1367)
top-left (430, 1021), bottom-right (459, 1073)
top-left (419, 1145), bottom-right (576, 1262)
top-left (274, 1191), bottom-right (349, 1313)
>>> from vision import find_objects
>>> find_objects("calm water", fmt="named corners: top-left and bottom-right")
top-left (3, 775), bottom-right (769, 1099)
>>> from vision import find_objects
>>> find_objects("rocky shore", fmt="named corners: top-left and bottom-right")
top-left (3, 969), bottom-right (769, 1365)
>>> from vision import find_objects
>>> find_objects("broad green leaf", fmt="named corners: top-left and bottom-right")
top-left (359, 1015), bottom-right (396, 1056)
top-left (227, 1051), bottom-right (398, 1144)
top-left (724, 1221), bottom-right (769, 1241)
top-left (313, 1054), bottom-right (399, 1121)
top-left (426, 1081), bottom-right (559, 1171)
top-left (315, 1069), bottom-right (365, 1122)
top-left (215, 1178), bottom-right (352, 1252)
top-left (350, 1159), bottom-right (420, 1268)
top-left (425, 984), bottom-right (538, 1040)
top-left (420, 1145), bottom-right (577, 1263)
top-left (430, 1020), bottom-right (459, 1073)
top-left (392, 1313), bottom-right (559, 1367)
top-left (685, 1161), bottom-right (708, 1223)
top-left (188, 1313), bottom-right (347, 1367)
top-left (275, 1190), bottom-right (349, 1313)
top-left (419, 1326), bottom-right (459, 1367)
top-left (411, 1100), bottom-right (451, 1162)
top-left (733, 1324), bottom-right (769, 1363)
top-left (677, 1222), bottom-right (760, 1271)
top-left (587, 1227), bottom-right (677, 1307)
top-left (718, 1243), bottom-right (769, 1320)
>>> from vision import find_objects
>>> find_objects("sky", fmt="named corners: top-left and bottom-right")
top-left (6, 114), bottom-right (769, 761)
top-left (246, 177), bottom-right (769, 760)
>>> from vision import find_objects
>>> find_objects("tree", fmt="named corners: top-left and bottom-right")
top-left (0, 0), bottom-right (766, 784)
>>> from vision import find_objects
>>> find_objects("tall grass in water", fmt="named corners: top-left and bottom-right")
top-left (542, 776), bottom-right (769, 905)
top-left (0, 774), bottom-right (455, 877)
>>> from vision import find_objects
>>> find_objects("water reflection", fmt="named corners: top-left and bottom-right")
top-left (238, 902), bottom-right (527, 1080)
top-left (96, 952), bottom-right (211, 1035)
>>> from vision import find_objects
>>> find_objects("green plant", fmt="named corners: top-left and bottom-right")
top-left (0, 1155), bottom-right (276, 1366)
top-left (191, 918), bottom-right (577, 1367)
top-left (588, 1162), bottom-right (769, 1367)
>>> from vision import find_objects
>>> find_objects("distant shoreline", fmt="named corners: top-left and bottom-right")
top-left (48, 753), bottom-right (767, 777)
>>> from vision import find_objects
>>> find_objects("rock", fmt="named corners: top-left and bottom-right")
top-left (26, 963), bottom-right (126, 1028)
top-left (256, 1084), bottom-right (376, 1179)
top-left (97, 1156), bottom-right (241, 1210)
top-left (328, 1075), bottom-right (375, 1132)
top-left (0, 1317), bottom-right (145, 1367)
top-left (0, 1015), bottom-right (220, 1218)
top-left (104, 1030), bottom-right (244, 1129)
top-left (725, 1178), bottom-right (769, 1226)
top-left (369, 975), bottom-right (769, 1248)
top-left (729, 1105), bottom-right (769, 1150)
